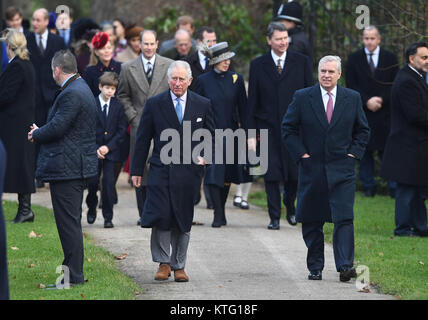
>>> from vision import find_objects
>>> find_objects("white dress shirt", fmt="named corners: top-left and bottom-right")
top-left (320, 85), bottom-right (337, 112)
top-left (35, 29), bottom-right (49, 51)
top-left (170, 91), bottom-right (187, 117)
top-left (198, 50), bottom-right (208, 70)
top-left (141, 55), bottom-right (156, 73)
top-left (271, 50), bottom-right (286, 70)
top-left (364, 46), bottom-right (380, 68)
top-left (99, 95), bottom-right (111, 116)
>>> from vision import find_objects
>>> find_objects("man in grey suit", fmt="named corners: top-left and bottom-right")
top-left (118, 30), bottom-right (173, 225)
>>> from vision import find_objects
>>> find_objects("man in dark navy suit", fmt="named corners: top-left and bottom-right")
top-left (381, 43), bottom-right (428, 237)
top-left (0, 140), bottom-right (9, 300)
top-left (26, 8), bottom-right (66, 187)
top-left (86, 72), bottom-right (127, 228)
top-left (282, 55), bottom-right (369, 282)
top-left (247, 21), bottom-right (313, 230)
top-left (131, 61), bottom-right (214, 282)
top-left (346, 26), bottom-right (399, 198)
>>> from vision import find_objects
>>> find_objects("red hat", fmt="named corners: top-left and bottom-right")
top-left (91, 32), bottom-right (109, 50)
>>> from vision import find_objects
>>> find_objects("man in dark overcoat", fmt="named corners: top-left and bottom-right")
top-left (346, 26), bottom-right (399, 197)
top-left (381, 42), bottom-right (428, 237)
top-left (247, 21), bottom-right (313, 230)
top-left (282, 55), bottom-right (369, 282)
top-left (29, 50), bottom-right (98, 287)
top-left (131, 61), bottom-right (214, 282)
top-left (26, 8), bottom-right (66, 187)
top-left (0, 140), bottom-right (9, 300)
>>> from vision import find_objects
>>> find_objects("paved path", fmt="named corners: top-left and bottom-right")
top-left (5, 174), bottom-right (394, 300)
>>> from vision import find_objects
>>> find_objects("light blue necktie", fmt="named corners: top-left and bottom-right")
top-left (175, 98), bottom-right (183, 124)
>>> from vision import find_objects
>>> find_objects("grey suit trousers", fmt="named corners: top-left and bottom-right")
top-left (150, 227), bottom-right (190, 270)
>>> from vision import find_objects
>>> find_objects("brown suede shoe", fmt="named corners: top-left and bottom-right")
top-left (174, 269), bottom-right (189, 282)
top-left (154, 264), bottom-right (171, 281)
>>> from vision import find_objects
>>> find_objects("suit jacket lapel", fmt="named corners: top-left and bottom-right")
top-left (309, 84), bottom-right (329, 129)
top-left (130, 57), bottom-right (149, 96)
top-left (160, 91), bottom-right (181, 129)
top-left (148, 54), bottom-right (166, 96)
top-left (328, 85), bottom-right (347, 130)
top-left (182, 91), bottom-right (195, 123)
top-left (261, 53), bottom-right (281, 82)
top-left (279, 52), bottom-right (293, 80)
top-left (95, 98), bottom-right (106, 127)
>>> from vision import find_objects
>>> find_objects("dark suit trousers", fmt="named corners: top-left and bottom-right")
top-left (210, 185), bottom-right (231, 225)
top-left (50, 179), bottom-right (86, 284)
top-left (394, 183), bottom-right (428, 236)
top-left (264, 180), bottom-right (297, 221)
top-left (302, 220), bottom-right (354, 272)
top-left (87, 159), bottom-right (115, 222)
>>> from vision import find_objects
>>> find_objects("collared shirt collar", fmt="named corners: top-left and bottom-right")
top-left (61, 74), bottom-right (76, 88)
top-left (271, 50), bottom-right (287, 67)
top-left (170, 90), bottom-right (188, 104)
top-left (364, 45), bottom-right (380, 56)
top-left (141, 54), bottom-right (156, 70)
top-left (37, 29), bottom-right (49, 41)
top-left (320, 85), bottom-right (337, 97)
top-left (408, 64), bottom-right (424, 78)
top-left (99, 94), bottom-right (111, 108)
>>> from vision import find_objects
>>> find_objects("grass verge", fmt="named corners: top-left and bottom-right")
top-left (248, 190), bottom-right (428, 300)
top-left (3, 200), bottom-right (142, 300)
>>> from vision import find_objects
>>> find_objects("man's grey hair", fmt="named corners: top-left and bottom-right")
top-left (167, 60), bottom-right (192, 80)
top-left (140, 29), bottom-right (157, 42)
top-left (363, 25), bottom-right (381, 37)
top-left (51, 50), bottom-right (77, 74)
top-left (318, 55), bottom-right (342, 72)
top-left (266, 21), bottom-right (287, 39)
top-left (174, 29), bottom-right (191, 42)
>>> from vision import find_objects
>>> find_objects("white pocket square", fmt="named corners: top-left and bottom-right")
top-left (196, 117), bottom-right (203, 122)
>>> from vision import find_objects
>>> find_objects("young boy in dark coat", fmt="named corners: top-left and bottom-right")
top-left (86, 72), bottom-right (127, 228)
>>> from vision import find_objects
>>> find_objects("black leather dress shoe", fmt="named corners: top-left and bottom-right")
top-left (339, 266), bottom-right (357, 282)
top-left (286, 214), bottom-right (297, 226)
top-left (268, 220), bottom-right (280, 230)
top-left (415, 229), bottom-right (428, 237)
top-left (240, 200), bottom-right (249, 210)
top-left (87, 208), bottom-right (96, 224)
top-left (308, 270), bottom-right (322, 280)
top-left (104, 221), bottom-right (114, 228)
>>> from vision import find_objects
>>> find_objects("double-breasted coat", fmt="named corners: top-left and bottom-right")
top-left (247, 50), bottom-right (313, 182)
top-left (131, 90), bottom-right (214, 233)
top-left (194, 70), bottom-right (247, 187)
top-left (282, 84), bottom-right (370, 223)
top-left (0, 57), bottom-right (36, 194)
top-left (381, 66), bottom-right (428, 186)
top-left (118, 54), bottom-right (173, 183)
top-left (346, 47), bottom-right (399, 150)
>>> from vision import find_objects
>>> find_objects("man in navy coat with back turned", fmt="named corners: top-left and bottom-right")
top-left (282, 56), bottom-right (369, 282)
top-left (247, 21), bottom-right (313, 230)
top-left (131, 61), bottom-right (214, 282)
top-left (29, 50), bottom-right (98, 287)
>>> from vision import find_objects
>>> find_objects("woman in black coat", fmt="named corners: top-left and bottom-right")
top-left (0, 29), bottom-right (36, 223)
top-left (194, 42), bottom-right (248, 228)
